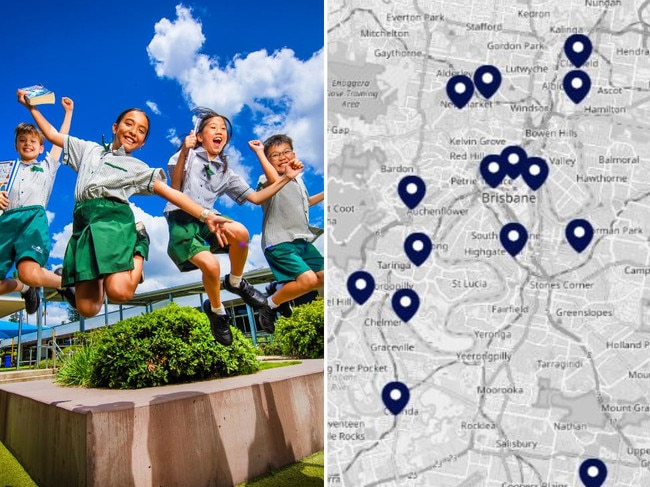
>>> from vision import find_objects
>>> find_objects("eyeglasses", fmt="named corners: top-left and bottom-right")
top-left (269, 149), bottom-right (294, 161)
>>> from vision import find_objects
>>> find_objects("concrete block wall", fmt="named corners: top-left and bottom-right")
top-left (0, 359), bottom-right (323, 487)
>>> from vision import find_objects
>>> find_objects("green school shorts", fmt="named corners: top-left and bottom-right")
top-left (264, 239), bottom-right (324, 283)
top-left (0, 206), bottom-right (50, 278)
top-left (165, 210), bottom-right (229, 272)
top-left (62, 198), bottom-right (144, 286)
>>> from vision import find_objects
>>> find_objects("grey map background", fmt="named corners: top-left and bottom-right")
top-left (327, 1), bottom-right (650, 486)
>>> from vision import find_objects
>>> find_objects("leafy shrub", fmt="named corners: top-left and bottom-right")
top-left (256, 339), bottom-right (285, 357)
top-left (273, 298), bottom-right (324, 359)
top-left (57, 304), bottom-right (259, 389)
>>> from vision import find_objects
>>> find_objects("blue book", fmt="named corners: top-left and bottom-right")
top-left (0, 160), bottom-right (19, 194)
top-left (20, 84), bottom-right (55, 105)
top-left (0, 160), bottom-right (20, 216)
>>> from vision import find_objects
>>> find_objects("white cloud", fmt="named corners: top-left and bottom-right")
top-left (146, 101), bottom-right (161, 115)
top-left (247, 233), bottom-right (267, 270)
top-left (46, 210), bottom-right (55, 225)
top-left (44, 303), bottom-right (72, 327)
top-left (51, 222), bottom-right (72, 259)
top-left (147, 5), bottom-right (324, 173)
top-left (167, 128), bottom-right (181, 147)
top-left (147, 5), bottom-right (205, 79)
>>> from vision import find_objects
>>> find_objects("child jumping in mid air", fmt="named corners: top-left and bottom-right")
top-left (249, 134), bottom-right (324, 333)
top-left (18, 92), bottom-right (232, 319)
top-left (0, 96), bottom-right (75, 315)
top-left (165, 108), bottom-right (302, 345)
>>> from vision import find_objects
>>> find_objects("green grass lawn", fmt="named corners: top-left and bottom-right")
top-left (0, 442), bottom-right (323, 487)
top-left (236, 451), bottom-right (324, 487)
top-left (257, 360), bottom-right (301, 371)
top-left (0, 441), bottom-right (38, 487)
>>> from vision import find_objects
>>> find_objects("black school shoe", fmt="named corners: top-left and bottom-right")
top-left (265, 281), bottom-right (292, 318)
top-left (222, 274), bottom-right (266, 309)
top-left (58, 287), bottom-right (77, 310)
top-left (54, 268), bottom-right (77, 309)
top-left (257, 304), bottom-right (277, 334)
top-left (202, 300), bottom-right (233, 346)
top-left (21, 287), bottom-right (40, 315)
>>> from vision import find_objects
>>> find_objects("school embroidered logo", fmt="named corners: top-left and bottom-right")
top-left (31, 245), bottom-right (43, 254)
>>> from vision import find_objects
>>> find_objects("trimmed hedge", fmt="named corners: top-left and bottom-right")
top-left (56, 304), bottom-right (259, 389)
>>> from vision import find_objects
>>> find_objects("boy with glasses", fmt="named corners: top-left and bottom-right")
top-left (248, 134), bottom-right (324, 333)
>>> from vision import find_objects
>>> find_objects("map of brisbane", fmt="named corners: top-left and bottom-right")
top-left (327, 1), bottom-right (650, 486)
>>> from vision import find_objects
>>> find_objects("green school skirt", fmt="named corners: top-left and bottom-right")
top-left (165, 210), bottom-right (229, 272)
top-left (0, 206), bottom-right (50, 277)
top-left (62, 198), bottom-right (145, 286)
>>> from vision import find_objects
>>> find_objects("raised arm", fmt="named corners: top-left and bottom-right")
top-left (248, 140), bottom-right (279, 185)
top-left (245, 164), bottom-right (303, 205)
top-left (17, 90), bottom-right (65, 148)
top-left (169, 131), bottom-right (196, 190)
top-left (49, 97), bottom-right (74, 162)
top-left (309, 191), bottom-right (324, 206)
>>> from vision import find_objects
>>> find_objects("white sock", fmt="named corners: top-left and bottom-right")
top-left (20, 284), bottom-right (29, 294)
top-left (229, 274), bottom-right (242, 287)
top-left (212, 304), bottom-right (226, 315)
top-left (267, 297), bottom-right (279, 309)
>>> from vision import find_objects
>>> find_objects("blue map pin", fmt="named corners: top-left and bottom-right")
top-left (398, 175), bottom-right (426, 209)
top-left (499, 223), bottom-right (528, 257)
top-left (563, 70), bottom-right (591, 104)
top-left (346, 271), bottom-right (375, 305)
top-left (473, 65), bottom-right (502, 99)
top-left (565, 219), bottom-right (594, 253)
top-left (480, 153), bottom-right (507, 188)
top-left (564, 34), bottom-right (593, 68)
top-left (446, 75), bottom-right (474, 109)
top-left (391, 289), bottom-right (420, 322)
top-left (521, 156), bottom-right (549, 191)
top-left (579, 458), bottom-right (607, 487)
top-left (500, 145), bottom-right (527, 179)
top-left (382, 381), bottom-right (410, 415)
top-left (404, 233), bottom-right (433, 266)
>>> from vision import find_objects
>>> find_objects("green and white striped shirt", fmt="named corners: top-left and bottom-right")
top-left (63, 135), bottom-right (165, 202)
top-left (8, 154), bottom-right (59, 210)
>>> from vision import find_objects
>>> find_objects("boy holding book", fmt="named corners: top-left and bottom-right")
top-left (248, 134), bottom-right (324, 332)
top-left (0, 97), bottom-right (76, 314)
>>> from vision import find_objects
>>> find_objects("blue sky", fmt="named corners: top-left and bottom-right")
top-left (1, 1), bottom-right (324, 324)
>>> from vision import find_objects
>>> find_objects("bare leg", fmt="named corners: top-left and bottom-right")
top-left (272, 270), bottom-right (324, 304)
top-left (16, 259), bottom-right (62, 288)
top-left (104, 255), bottom-right (144, 303)
top-left (75, 279), bottom-right (105, 318)
top-left (190, 251), bottom-right (222, 307)
top-left (0, 277), bottom-right (23, 296)
top-left (224, 221), bottom-right (250, 277)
